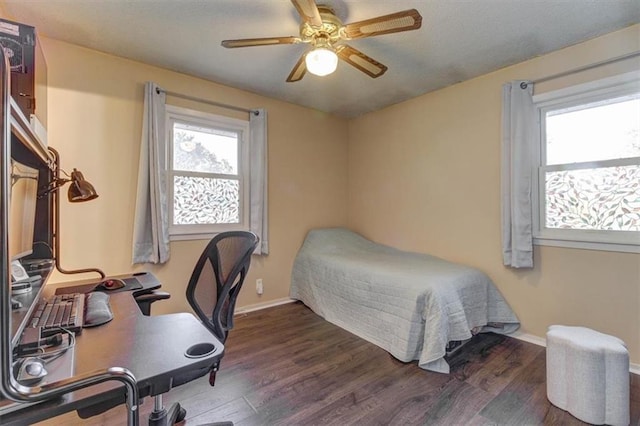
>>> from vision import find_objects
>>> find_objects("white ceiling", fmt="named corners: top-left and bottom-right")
top-left (3, 0), bottom-right (639, 117)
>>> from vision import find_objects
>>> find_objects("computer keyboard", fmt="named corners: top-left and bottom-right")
top-left (29, 293), bottom-right (86, 337)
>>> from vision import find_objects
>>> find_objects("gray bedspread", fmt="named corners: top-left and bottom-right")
top-left (290, 228), bottom-right (520, 373)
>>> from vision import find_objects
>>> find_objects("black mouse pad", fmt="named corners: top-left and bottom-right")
top-left (55, 277), bottom-right (143, 295)
top-left (92, 277), bottom-right (143, 294)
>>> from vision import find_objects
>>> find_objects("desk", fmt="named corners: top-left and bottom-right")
top-left (0, 273), bottom-right (224, 425)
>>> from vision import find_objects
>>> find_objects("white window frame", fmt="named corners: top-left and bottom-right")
top-left (166, 105), bottom-right (250, 240)
top-left (532, 72), bottom-right (640, 253)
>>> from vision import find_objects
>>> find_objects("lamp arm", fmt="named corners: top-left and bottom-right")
top-left (52, 177), bottom-right (106, 279)
top-left (37, 177), bottom-right (70, 198)
top-left (48, 147), bottom-right (106, 280)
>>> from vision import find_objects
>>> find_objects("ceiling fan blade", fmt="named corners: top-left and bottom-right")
top-left (286, 54), bottom-right (307, 82)
top-left (221, 36), bottom-right (300, 48)
top-left (291, 0), bottom-right (323, 27)
top-left (342, 9), bottom-right (422, 40)
top-left (337, 45), bottom-right (387, 78)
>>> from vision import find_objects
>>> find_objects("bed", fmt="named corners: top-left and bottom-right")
top-left (290, 228), bottom-right (520, 373)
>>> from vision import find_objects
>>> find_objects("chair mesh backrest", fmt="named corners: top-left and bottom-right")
top-left (186, 231), bottom-right (258, 343)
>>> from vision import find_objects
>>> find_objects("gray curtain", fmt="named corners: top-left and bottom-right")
top-left (501, 81), bottom-right (536, 268)
top-left (132, 82), bottom-right (170, 264)
top-left (249, 109), bottom-right (269, 255)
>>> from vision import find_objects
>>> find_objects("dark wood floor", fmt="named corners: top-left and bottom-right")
top-left (38, 301), bottom-right (639, 425)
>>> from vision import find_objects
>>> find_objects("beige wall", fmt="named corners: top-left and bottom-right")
top-left (348, 25), bottom-right (640, 364)
top-left (40, 38), bottom-right (349, 314)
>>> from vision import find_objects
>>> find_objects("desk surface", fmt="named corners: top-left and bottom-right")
top-left (0, 272), bottom-right (224, 425)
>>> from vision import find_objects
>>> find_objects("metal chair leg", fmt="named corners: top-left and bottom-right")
top-left (148, 394), bottom-right (186, 426)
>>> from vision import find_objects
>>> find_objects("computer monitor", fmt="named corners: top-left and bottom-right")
top-left (9, 161), bottom-right (39, 262)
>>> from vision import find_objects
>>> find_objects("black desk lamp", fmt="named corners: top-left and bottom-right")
top-left (66, 169), bottom-right (99, 202)
top-left (40, 147), bottom-right (105, 279)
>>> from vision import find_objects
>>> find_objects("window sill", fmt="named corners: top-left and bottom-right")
top-left (170, 227), bottom-right (249, 242)
top-left (170, 233), bottom-right (216, 242)
top-left (534, 237), bottom-right (640, 254)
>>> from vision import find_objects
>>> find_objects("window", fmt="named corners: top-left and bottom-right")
top-left (166, 105), bottom-right (250, 239)
top-left (533, 74), bottom-right (640, 252)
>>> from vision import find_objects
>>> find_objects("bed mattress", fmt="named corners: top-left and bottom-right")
top-left (290, 228), bottom-right (520, 373)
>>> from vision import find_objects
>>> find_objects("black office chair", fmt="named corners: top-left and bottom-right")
top-left (147, 231), bottom-right (259, 426)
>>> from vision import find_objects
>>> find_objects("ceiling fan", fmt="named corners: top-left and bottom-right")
top-left (221, 0), bottom-right (422, 82)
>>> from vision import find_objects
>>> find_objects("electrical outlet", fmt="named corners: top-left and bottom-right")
top-left (256, 278), bottom-right (263, 295)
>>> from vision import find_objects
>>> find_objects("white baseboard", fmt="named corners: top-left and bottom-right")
top-left (510, 331), bottom-right (640, 375)
top-left (235, 297), bottom-right (295, 315)
top-left (510, 330), bottom-right (547, 347)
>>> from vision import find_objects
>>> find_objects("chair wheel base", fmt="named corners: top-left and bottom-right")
top-left (148, 402), bottom-right (184, 426)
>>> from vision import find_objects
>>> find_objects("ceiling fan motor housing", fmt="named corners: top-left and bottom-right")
top-left (300, 6), bottom-right (344, 47)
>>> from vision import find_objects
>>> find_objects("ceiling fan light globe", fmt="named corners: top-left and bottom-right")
top-left (305, 47), bottom-right (338, 76)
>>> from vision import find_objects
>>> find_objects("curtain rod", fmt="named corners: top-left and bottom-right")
top-left (521, 50), bottom-right (640, 89)
top-left (155, 87), bottom-right (259, 116)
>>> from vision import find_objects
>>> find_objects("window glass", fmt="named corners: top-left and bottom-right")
top-left (545, 165), bottom-right (640, 231)
top-left (545, 94), bottom-right (640, 165)
top-left (173, 123), bottom-right (238, 174)
top-left (166, 106), bottom-right (250, 237)
top-left (173, 176), bottom-right (240, 225)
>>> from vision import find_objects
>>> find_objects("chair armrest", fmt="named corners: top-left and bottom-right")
top-left (134, 290), bottom-right (171, 316)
